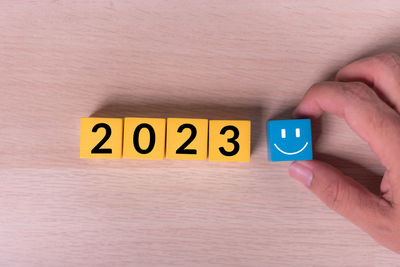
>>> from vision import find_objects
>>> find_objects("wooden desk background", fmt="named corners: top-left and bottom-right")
top-left (1, 1), bottom-right (400, 266)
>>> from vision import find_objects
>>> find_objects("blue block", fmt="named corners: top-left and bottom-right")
top-left (267, 119), bottom-right (313, 162)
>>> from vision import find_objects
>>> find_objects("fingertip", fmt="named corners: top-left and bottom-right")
top-left (292, 106), bottom-right (312, 119)
top-left (292, 108), bottom-right (301, 119)
top-left (289, 161), bottom-right (313, 187)
top-left (292, 108), bottom-right (318, 120)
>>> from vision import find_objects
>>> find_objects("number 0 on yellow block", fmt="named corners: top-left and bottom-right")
top-left (123, 118), bottom-right (166, 159)
top-left (209, 120), bottom-right (251, 162)
top-left (166, 118), bottom-right (208, 160)
top-left (80, 117), bottom-right (124, 159)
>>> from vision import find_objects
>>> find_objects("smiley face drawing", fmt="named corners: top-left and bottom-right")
top-left (267, 119), bottom-right (313, 162)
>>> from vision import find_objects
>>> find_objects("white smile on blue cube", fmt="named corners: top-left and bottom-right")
top-left (267, 119), bottom-right (313, 162)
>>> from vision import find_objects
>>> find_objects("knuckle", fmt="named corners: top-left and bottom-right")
top-left (323, 179), bottom-right (345, 213)
top-left (373, 52), bottom-right (400, 70)
top-left (344, 82), bottom-right (376, 102)
top-left (308, 82), bottom-right (323, 92)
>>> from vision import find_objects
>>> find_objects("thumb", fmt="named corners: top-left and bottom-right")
top-left (289, 160), bottom-right (391, 235)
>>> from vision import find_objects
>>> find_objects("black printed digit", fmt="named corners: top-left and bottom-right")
top-left (91, 123), bottom-right (112, 154)
top-left (176, 123), bottom-right (197, 154)
top-left (219, 125), bottom-right (240, 156)
top-left (133, 123), bottom-right (156, 154)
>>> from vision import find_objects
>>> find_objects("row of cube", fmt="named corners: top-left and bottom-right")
top-left (80, 117), bottom-right (251, 162)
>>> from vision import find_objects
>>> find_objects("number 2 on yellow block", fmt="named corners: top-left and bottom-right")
top-left (80, 117), bottom-right (124, 159)
top-left (166, 118), bottom-right (208, 160)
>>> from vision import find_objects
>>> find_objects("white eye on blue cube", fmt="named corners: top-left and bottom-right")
top-left (267, 119), bottom-right (313, 162)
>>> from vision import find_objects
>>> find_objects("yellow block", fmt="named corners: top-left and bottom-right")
top-left (123, 118), bottom-right (166, 159)
top-left (166, 118), bottom-right (208, 160)
top-left (80, 117), bottom-right (124, 159)
top-left (209, 120), bottom-right (251, 162)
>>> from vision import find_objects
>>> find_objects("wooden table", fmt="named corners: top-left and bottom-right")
top-left (1, 1), bottom-right (399, 266)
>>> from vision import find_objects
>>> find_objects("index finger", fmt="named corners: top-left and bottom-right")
top-left (294, 81), bottom-right (400, 171)
top-left (336, 53), bottom-right (400, 113)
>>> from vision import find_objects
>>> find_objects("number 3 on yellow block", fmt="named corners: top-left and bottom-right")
top-left (209, 120), bottom-right (251, 162)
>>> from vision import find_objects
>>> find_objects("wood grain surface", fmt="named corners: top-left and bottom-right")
top-left (1, 1), bottom-right (400, 266)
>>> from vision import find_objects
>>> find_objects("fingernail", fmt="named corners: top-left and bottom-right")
top-left (289, 161), bottom-right (313, 187)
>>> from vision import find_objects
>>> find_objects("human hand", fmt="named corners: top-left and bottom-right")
top-left (289, 53), bottom-right (400, 253)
